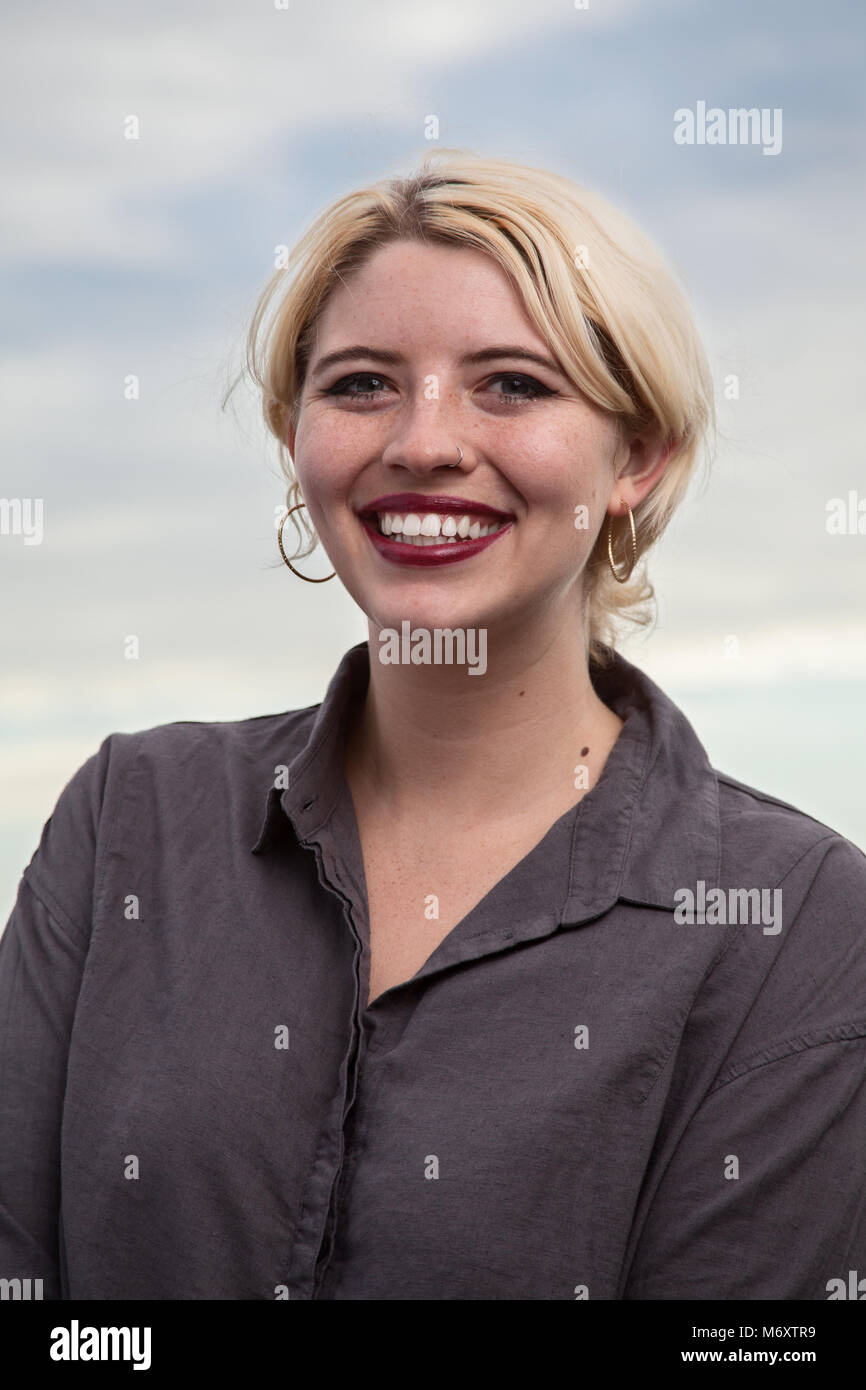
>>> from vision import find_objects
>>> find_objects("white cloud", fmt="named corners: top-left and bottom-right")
top-left (1, 0), bottom-right (692, 265)
top-left (625, 619), bottom-right (866, 688)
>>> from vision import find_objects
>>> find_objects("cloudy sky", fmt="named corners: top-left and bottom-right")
top-left (2, 0), bottom-right (865, 920)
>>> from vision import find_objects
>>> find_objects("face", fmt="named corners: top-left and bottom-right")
top-left (287, 239), bottom-right (655, 643)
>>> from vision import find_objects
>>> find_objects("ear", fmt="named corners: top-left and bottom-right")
top-left (286, 417), bottom-right (296, 458)
top-left (606, 427), bottom-right (678, 517)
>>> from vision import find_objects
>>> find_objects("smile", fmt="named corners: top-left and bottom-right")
top-left (356, 497), bottom-right (514, 568)
top-left (377, 510), bottom-right (507, 544)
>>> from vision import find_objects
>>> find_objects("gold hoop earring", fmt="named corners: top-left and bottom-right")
top-left (277, 503), bottom-right (336, 583)
top-left (606, 498), bottom-right (637, 584)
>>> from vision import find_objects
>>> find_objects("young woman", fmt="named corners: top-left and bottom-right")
top-left (2, 149), bottom-right (864, 1300)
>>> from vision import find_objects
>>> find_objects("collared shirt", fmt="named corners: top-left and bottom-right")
top-left (2, 641), bottom-right (865, 1301)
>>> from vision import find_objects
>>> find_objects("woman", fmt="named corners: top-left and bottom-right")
top-left (2, 149), bottom-right (864, 1301)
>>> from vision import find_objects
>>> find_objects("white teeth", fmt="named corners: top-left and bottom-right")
top-left (372, 509), bottom-right (508, 544)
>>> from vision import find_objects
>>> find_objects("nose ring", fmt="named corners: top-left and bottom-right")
top-left (453, 446), bottom-right (463, 466)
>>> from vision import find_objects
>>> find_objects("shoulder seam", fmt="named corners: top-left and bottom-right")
top-left (18, 871), bottom-right (88, 953)
top-left (131, 705), bottom-right (321, 733)
top-left (708, 1021), bottom-right (866, 1096)
top-left (92, 729), bottom-right (147, 925)
top-left (715, 771), bottom-right (843, 835)
top-left (773, 830), bottom-right (845, 889)
top-left (690, 830), bottom-right (842, 990)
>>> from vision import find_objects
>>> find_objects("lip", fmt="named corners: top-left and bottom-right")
top-left (359, 515), bottom-right (513, 567)
top-left (357, 492), bottom-right (514, 522)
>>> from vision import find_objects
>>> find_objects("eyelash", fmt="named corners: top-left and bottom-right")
top-left (324, 371), bottom-right (554, 405)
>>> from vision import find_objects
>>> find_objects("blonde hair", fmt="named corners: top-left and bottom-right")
top-left (226, 147), bottom-right (716, 666)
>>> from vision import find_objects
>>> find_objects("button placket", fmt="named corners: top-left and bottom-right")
top-left (309, 850), bottom-right (370, 1297)
top-left (312, 1020), bottom-right (371, 1298)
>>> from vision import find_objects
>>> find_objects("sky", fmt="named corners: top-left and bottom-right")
top-left (2, 0), bottom-right (865, 922)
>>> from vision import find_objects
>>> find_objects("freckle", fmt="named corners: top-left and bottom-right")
top-left (518, 690), bottom-right (525, 697)
top-left (581, 746), bottom-right (589, 756)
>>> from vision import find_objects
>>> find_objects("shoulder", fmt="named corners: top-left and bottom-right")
top-left (714, 766), bottom-right (866, 893)
top-left (85, 702), bottom-right (327, 829)
top-left (20, 703), bottom-right (323, 917)
top-left (51, 704), bottom-right (322, 810)
top-left (698, 768), bottom-right (866, 1061)
top-left (99, 703), bottom-right (321, 777)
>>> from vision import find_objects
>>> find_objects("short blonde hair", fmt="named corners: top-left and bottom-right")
top-left (228, 147), bottom-right (716, 666)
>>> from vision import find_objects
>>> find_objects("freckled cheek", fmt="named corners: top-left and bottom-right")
top-left (293, 422), bottom-right (362, 513)
top-left (513, 454), bottom-right (603, 526)
top-left (295, 481), bottom-right (356, 556)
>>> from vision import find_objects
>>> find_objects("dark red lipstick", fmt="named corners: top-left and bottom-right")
top-left (356, 494), bottom-right (515, 568)
top-left (358, 492), bottom-right (513, 520)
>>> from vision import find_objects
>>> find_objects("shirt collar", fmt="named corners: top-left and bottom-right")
top-left (561, 648), bottom-right (721, 919)
top-left (251, 641), bottom-right (721, 918)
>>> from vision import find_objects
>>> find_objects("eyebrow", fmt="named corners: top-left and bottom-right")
top-left (309, 345), bottom-right (564, 379)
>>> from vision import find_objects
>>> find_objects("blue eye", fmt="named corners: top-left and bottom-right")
top-left (489, 374), bottom-right (553, 403)
top-left (324, 371), bottom-right (554, 405)
top-left (326, 373), bottom-right (390, 398)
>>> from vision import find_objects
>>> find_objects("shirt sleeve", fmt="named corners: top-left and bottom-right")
top-left (0, 737), bottom-right (116, 1300)
top-left (622, 1030), bottom-right (866, 1299)
top-left (623, 834), bottom-right (866, 1300)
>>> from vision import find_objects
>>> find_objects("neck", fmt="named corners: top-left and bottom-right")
top-left (345, 607), bottom-right (624, 825)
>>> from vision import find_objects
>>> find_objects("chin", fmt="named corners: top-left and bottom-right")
top-left (366, 587), bottom-right (493, 636)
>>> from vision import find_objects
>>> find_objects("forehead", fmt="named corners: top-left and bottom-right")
top-left (313, 239), bottom-right (542, 347)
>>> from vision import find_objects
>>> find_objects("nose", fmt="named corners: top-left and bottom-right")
top-left (381, 399), bottom-right (471, 477)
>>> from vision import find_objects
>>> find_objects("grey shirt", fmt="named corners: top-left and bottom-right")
top-left (2, 641), bottom-right (865, 1300)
